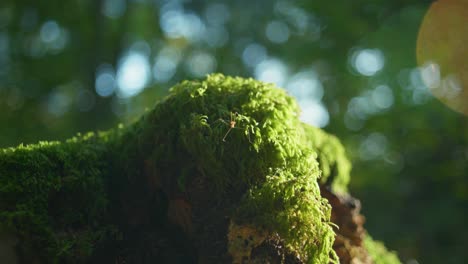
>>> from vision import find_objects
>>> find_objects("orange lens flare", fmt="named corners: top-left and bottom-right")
top-left (417, 0), bottom-right (468, 115)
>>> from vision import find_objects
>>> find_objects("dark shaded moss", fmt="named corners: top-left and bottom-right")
top-left (0, 132), bottom-right (119, 262)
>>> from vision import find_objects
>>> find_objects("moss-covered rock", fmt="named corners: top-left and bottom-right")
top-left (0, 74), bottom-right (399, 263)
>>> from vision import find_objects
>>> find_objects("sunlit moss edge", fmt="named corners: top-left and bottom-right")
top-left (303, 124), bottom-right (351, 194)
top-left (364, 235), bottom-right (401, 264)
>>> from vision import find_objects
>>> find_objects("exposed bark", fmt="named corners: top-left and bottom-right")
top-left (320, 186), bottom-right (372, 264)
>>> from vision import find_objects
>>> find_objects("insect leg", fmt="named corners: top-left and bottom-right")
top-left (222, 127), bottom-right (233, 142)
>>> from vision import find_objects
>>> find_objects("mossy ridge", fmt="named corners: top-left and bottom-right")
top-left (114, 74), bottom-right (337, 262)
top-left (0, 132), bottom-right (118, 262)
top-left (303, 125), bottom-right (351, 194)
top-left (364, 235), bottom-right (401, 264)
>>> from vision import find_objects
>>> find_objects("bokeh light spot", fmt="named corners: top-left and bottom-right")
top-left (344, 112), bottom-right (364, 131)
top-left (359, 133), bottom-right (388, 160)
top-left (40, 21), bottom-right (60, 43)
top-left (372, 85), bottom-right (394, 109)
top-left (265, 20), bottom-right (290, 44)
top-left (242, 43), bottom-right (267, 68)
top-left (350, 48), bottom-right (385, 76)
top-left (286, 70), bottom-right (323, 102)
top-left (39, 20), bottom-right (68, 53)
top-left (409, 68), bottom-right (433, 105)
top-left (347, 96), bottom-right (374, 120)
top-left (160, 9), bottom-right (205, 42)
top-left (47, 90), bottom-right (71, 117)
top-left (299, 99), bottom-right (329, 128)
top-left (116, 52), bottom-right (151, 98)
top-left (254, 58), bottom-right (288, 87)
top-left (153, 46), bottom-right (182, 83)
top-left (420, 62), bottom-right (441, 89)
top-left (274, 2), bottom-right (310, 35)
top-left (95, 64), bottom-right (116, 97)
top-left (185, 51), bottom-right (216, 77)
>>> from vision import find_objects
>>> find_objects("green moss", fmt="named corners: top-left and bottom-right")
top-left (111, 74), bottom-right (337, 262)
top-left (303, 125), bottom-right (351, 194)
top-left (1, 74), bottom-right (359, 262)
top-left (364, 235), bottom-right (401, 264)
top-left (0, 132), bottom-right (118, 262)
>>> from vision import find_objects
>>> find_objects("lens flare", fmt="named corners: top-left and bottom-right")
top-left (417, 0), bottom-right (468, 115)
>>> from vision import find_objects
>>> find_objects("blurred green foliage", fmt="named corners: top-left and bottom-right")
top-left (0, 0), bottom-right (466, 263)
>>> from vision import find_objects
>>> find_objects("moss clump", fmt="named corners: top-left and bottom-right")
top-left (303, 125), bottom-right (351, 194)
top-left (0, 132), bottom-right (118, 262)
top-left (364, 235), bottom-right (400, 264)
top-left (115, 73), bottom-right (337, 262)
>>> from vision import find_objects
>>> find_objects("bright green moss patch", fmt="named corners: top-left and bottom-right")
top-left (364, 235), bottom-right (401, 264)
top-left (303, 125), bottom-right (351, 194)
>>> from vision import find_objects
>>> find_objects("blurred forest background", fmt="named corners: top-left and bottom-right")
top-left (0, 0), bottom-right (467, 263)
